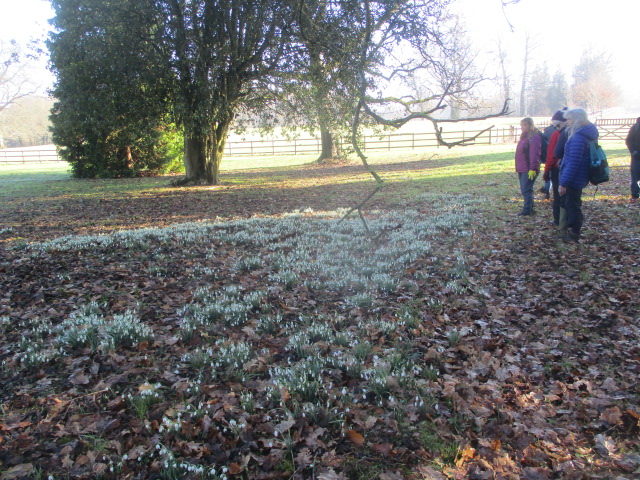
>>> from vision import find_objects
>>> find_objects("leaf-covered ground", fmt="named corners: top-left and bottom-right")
top-left (1, 153), bottom-right (639, 480)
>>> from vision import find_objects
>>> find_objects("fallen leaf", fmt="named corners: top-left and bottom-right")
top-left (345, 429), bottom-right (365, 446)
top-left (600, 406), bottom-right (622, 426)
top-left (0, 463), bottom-right (34, 480)
top-left (371, 442), bottom-right (393, 455)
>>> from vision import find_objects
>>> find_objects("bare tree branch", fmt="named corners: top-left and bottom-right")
top-left (1, 41), bottom-right (38, 115)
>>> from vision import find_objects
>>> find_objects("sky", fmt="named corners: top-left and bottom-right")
top-left (0, 0), bottom-right (55, 94)
top-left (0, 0), bottom-right (637, 111)
top-left (451, 0), bottom-right (639, 111)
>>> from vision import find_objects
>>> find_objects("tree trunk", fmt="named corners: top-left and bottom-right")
top-left (180, 116), bottom-right (233, 186)
top-left (210, 118), bottom-right (232, 185)
top-left (183, 135), bottom-right (207, 183)
top-left (317, 128), bottom-right (340, 162)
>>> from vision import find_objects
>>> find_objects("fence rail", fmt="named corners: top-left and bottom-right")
top-left (595, 118), bottom-right (635, 141)
top-left (1, 120), bottom-right (632, 164)
top-left (0, 147), bottom-right (61, 164)
top-left (223, 126), bottom-right (521, 157)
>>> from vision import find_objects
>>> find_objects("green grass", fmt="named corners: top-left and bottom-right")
top-left (222, 153), bottom-right (318, 170)
top-left (0, 142), bottom-right (630, 206)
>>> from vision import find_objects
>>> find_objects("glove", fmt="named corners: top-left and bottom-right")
top-left (543, 171), bottom-right (550, 182)
top-left (528, 170), bottom-right (537, 180)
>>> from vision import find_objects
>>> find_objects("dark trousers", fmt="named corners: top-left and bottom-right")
top-left (550, 167), bottom-right (560, 224)
top-left (560, 186), bottom-right (583, 235)
top-left (631, 154), bottom-right (640, 198)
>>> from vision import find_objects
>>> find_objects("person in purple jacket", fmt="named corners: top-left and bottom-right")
top-left (559, 108), bottom-right (599, 243)
top-left (514, 117), bottom-right (541, 216)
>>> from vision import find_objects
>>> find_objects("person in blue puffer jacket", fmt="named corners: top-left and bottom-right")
top-left (559, 108), bottom-right (599, 243)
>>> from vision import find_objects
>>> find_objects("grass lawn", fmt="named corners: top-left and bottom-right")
top-left (1, 142), bottom-right (639, 480)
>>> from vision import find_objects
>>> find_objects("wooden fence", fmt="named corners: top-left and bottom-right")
top-left (0, 146), bottom-right (61, 164)
top-left (1, 119), bottom-right (634, 163)
top-left (223, 126), bottom-right (520, 157)
top-left (595, 118), bottom-right (636, 141)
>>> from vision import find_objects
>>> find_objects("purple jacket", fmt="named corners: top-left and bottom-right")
top-left (560, 123), bottom-right (599, 190)
top-left (515, 132), bottom-right (542, 173)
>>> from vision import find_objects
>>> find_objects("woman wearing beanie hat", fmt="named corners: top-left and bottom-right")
top-left (551, 107), bottom-right (568, 123)
top-left (544, 109), bottom-right (568, 226)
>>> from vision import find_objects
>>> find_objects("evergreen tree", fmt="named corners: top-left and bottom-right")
top-left (48, 0), bottom-right (173, 178)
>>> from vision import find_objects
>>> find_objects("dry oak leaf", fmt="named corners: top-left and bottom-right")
top-left (0, 463), bottom-right (34, 480)
top-left (456, 445), bottom-right (476, 467)
top-left (345, 429), bottom-right (365, 446)
top-left (317, 468), bottom-right (348, 480)
top-left (600, 406), bottom-right (622, 426)
top-left (70, 372), bottom-right (91, 385)
top-left (379, 471), bottom-right (404, 480)
top-left (295, 448), bottom-right (313, 469)
top-left (371, 442), bottom-right (393, 455)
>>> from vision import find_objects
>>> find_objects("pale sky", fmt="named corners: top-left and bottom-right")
top-left (0, 0), bottom-right (54, 94)
top-left (452, 0), bottom-right (638, 110)
top-left (0, 0), bottom-right (637, 110)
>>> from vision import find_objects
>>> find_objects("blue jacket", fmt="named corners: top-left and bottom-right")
top-left (560, 123), bottom-right (599, 190)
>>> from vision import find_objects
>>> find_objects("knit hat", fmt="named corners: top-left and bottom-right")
top-left (551, 107), bottom-right (568, 123)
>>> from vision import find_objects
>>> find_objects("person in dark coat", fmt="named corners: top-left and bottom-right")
top-left (625, 117), bottom-right (640, 202)
top-left (559, 108), bottom-right (598, 243)
top-left (543, 109), bottom-right (568, 225)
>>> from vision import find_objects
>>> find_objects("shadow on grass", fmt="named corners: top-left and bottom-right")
top-left (0, 144), bottom-right (633, 242)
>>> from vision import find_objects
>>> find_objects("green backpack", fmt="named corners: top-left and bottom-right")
top-left (589, 141), bottom-right (609, 185)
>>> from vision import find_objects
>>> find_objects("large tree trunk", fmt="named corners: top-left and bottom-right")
top-left (183, 135), bottom-right (207, 183)
top-left (317, 127), bottom-right (341, 162)
top-left (180, 116), bottom-right (233, 185)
